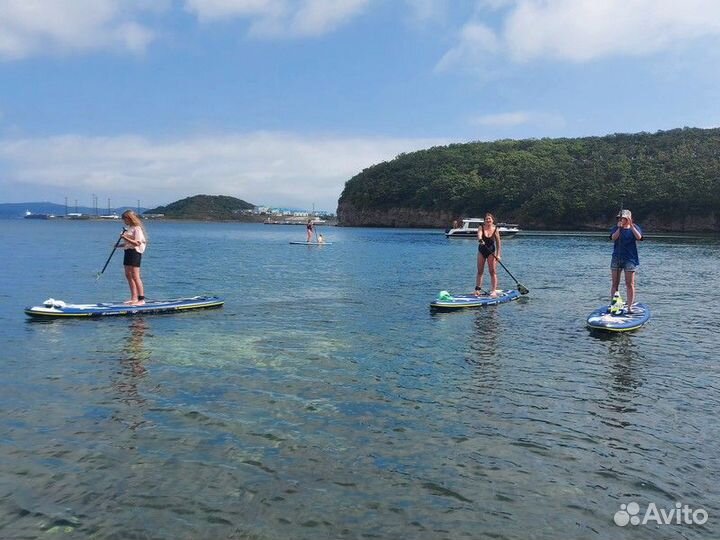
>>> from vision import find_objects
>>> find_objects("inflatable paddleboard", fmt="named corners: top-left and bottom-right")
top-left (25, 296), bottom-right (224, 318)
top-left (430, 289), bottom-right (521, 309)
top-left (586, 303), bottom-right (650, 332)
top-left (289, 241), bottom-right (333, 245)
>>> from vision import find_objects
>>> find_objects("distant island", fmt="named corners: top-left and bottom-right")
top-left (337, 127), bottom-right (720, 232)
top-left (145, 194), bottom-right (258, 221)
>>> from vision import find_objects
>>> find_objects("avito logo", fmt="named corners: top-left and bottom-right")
top-left (614, 501), bottom-right (708, 527)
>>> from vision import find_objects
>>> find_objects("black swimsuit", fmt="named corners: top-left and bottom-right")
top-left (478, 227), bottom-right (496, 257)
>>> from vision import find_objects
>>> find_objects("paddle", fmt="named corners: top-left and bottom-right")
top-left (96, 228), bottom-right (126, 280)
top-left (490, 253), bottom-right (529, 295)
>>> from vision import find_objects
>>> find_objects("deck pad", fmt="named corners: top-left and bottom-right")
top-left (586, 303), bottom-right (650, 332)
top-left (25, 296), bottom-right (224, 318)
top-left (430, 289), bottom-right (521, 309)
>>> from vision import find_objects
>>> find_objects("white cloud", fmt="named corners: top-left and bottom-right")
top-left (0, 132), bottom-right (446, 210)
top-left (471, 110), bottom-right (565, 129)
top-left (435, 21), bottom-right (499, 72)
top-left (403, 0), bottom-right (447, 24)
top-left (185, 0), bottom-right (371, 37)
top-left (183, 0), bottom-right (286, 21)
top-left (472, 111), bottom-right (530, 127)
top-left (0, 0), bottom-right (158, 60)
top-left (440, 0), bottom-right (720, 68)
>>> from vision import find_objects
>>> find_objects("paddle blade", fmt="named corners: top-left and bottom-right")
top-left (518, 284), bottom-right (530, 295)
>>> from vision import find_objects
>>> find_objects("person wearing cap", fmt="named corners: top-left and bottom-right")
top-left (610, 209), bottom-right (643, 313)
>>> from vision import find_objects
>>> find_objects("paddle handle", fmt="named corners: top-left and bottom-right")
top-left (98, 228), bottom-right (126, 276)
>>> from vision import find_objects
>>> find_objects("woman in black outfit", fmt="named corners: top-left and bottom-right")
top-left (475, 213), bottom-right (502, 297)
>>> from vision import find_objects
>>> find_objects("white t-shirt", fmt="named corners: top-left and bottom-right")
top-left (127, 225), bottom-right (147, 253)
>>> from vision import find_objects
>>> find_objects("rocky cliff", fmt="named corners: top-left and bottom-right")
top-left (337, 204), bottom-right (455, 228)
top-left (338, 202), bottom-right (719, 232)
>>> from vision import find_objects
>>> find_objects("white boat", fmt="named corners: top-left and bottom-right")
top-left (445, 218), bottom-right (521, 238)
top-left (24, 210), bottom-right (55, 219)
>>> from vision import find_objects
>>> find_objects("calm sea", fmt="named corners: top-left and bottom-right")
top-left (1, 220), bottom-right (718, 539)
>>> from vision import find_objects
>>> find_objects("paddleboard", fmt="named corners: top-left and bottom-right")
top-left (25, 296), bottom-right (224, 318)
top-left (289, 241), bottom-right (333, 245)
top-left (586, 303), bottom-right (650, 332)
top-left (430, 289), bottom-right (521, 309)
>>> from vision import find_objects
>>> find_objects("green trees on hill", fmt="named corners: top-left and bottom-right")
top-left (146, 195), bottom-right (255, 220)
top-left (338, 128), bottom-right (720, 227)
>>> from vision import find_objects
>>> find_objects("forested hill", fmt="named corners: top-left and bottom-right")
top-left (146, 195), bottom-right (255, 220)
top-left (337, 127), bottom-right (720, 231)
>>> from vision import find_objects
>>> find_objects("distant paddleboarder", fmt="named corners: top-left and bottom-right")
top-left (306, 219), bottom-right (315, 243)
top-left (119, 210), bottom-right (147, 306)
top-left (610, 209), bottom-right (643, 313)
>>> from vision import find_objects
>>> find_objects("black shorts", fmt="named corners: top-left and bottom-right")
top-left (123, 249), bottom-right (142, 267)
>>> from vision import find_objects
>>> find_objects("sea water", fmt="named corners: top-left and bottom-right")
top-left (1, 219), bottom-right (718, 539)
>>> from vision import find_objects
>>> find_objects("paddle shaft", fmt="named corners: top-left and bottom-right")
top-left (98, 228), bottom-right (126, 277)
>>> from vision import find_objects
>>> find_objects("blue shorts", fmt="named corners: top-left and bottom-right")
top-left (611, 256), bottom-right (637, 272)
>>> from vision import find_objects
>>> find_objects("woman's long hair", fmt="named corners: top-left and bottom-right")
top-left (122, 210), bottom-right (147, 240)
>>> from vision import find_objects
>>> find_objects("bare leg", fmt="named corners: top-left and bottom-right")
top-left (124, 266), bottom-right (138, 303)
top-left (610, 268), bottom-right (622, 299)
top-left (475, 254), bottom-right (487, 295)
top-left (130, 267), bottom-right (144, 305)
top-left (488, 257), bottom-right (498, 296)
top-left (625, 270), bottom-right (636, 310)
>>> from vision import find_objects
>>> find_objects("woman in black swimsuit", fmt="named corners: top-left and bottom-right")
top-left (306, 219), bottom-right (314, 243)
top-left (475, 212), bottom-right (502, 297)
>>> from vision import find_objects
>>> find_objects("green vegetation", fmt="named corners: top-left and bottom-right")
top-left (146, 194), bottom-right (256, 220)
top-left (338, 128), bottom-right (720, 228)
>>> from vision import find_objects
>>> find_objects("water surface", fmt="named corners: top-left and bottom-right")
top-left (1, 220), bottom-right (718, 539)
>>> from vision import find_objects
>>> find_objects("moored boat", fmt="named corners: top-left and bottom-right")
top-left (445, 218), bottom-right (520, 238)
top-left (24, 210), bottom-right (55, 219)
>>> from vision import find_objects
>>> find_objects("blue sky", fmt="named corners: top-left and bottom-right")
top-left (1, 0), bottom-right (719, 212)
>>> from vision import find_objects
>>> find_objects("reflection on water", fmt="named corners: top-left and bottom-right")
top-left (113, 318), bottom-right (151, 427)
top-left (469, 307), bottom-right (500, 364)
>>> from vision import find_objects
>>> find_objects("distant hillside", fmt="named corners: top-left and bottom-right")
top-left (146, 195), bottom-right (256, 220)
top-left (337, 127), bottom-right (720, 232)
top-left (0, 202), bottom-right (135, 219)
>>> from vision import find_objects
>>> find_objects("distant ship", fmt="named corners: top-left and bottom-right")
top-left (66, 212), bottom-right (91, 220)
top-left (24, 210), bottom-right (55, 220)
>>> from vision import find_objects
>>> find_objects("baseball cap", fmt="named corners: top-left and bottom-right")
top-left (616, 209), bottom-right (632, 219)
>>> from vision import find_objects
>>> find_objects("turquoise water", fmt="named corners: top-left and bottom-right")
top-left (1, 220), bottom-right (719, 539)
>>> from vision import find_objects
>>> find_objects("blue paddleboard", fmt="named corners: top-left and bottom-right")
top-left (25, 296), bottom-right (224, 318)
top-left (289, 241), bottom-right (333, 245)
top-left (430, 289), bottom-right (521, 309)
top-left (586, 303), bottom-right (650, 332)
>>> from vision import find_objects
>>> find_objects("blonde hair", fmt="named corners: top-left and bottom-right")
top-left (122, 210), bottom-right (147, 239)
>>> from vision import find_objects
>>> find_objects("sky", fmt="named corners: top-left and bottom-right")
top-left (1, 0), bottom-right (719, 212)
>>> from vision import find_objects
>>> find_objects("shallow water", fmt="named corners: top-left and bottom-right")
top-left (1, 220), bottom-right (719, 539)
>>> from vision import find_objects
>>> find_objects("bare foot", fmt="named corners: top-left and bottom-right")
top-left (131, 300), bottom-right (145, 306)
top-left (490, 290), bottom-right (498, 298)
top-left (123, 299), bottom-right (136, 304)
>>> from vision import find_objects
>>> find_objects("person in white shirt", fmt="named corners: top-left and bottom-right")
top-left (119, 210), bottom-right (147, 305)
